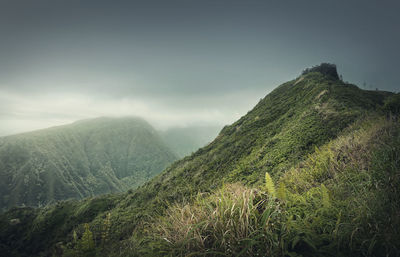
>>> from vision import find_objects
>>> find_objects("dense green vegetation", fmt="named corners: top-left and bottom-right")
top-left (152, 116), bottom-right (400, 256)
top-left (0, 64), bottom-right (398, 256)
top-left (0, 117), bottom-right (177, 211)
top-left (302, 63), bottom-right (340, 80)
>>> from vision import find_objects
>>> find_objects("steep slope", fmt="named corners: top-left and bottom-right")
top-left (136, 67), bottom-right (390, 201)
top-left (0, 117), bottom-right (177, 211)
top-left (159, 125), bottom-right (221, 157)
top-left (153, 115), bottom-right (400, 256)
top-left (0, 64), bottom-right (398, 257)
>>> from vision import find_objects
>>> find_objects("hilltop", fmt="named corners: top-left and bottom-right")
top-left (0, 117), bottom-right (177, 211)
top-left (301, 63), bottom-right (339, 79)
top-left (1, 64), bottom-right (399, 257)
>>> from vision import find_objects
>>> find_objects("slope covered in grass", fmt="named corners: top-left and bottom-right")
top-left (0, 117), bottom-right (177, 211)
top-left (151, 116), bottom-right (400, 256)
top-left (0, 64), bottom-right (398, 256)
top-left (128, 68), bottom-right (390, 210)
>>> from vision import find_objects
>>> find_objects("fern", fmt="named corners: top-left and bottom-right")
top-left (73, 229), bottom-right (78, 244)
top-left (277, 182), bottom-right (286, 201)
top-left (265, 172), bottom-right (276, 197)
top-left (320, 184), bottom-right (330, 208)
top-left (101, 212), bottom-right (111, 245)
top-left (79, 223), bottom-right (95, 252)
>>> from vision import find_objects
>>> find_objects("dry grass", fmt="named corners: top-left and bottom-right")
top-left (148, 116), bottom-right (400, 257)
top-left (154, 183), bottom-right (285, 256)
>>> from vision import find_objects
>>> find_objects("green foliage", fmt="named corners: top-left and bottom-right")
top-left (0, 68), bottom-right (398, 257)
top-left (320, 184), bottom-right (330, 208)
top-left (78, 223), bottom-right (95, 255)
top-left (149, 117), bottom-right (400, 257)
top-left (277, 182), bottom-right (286, 201)
top-left (302, 63), bottom-right (339, 80)
top-left (264, 172), bottom-right (276, 197)
top-left (150, 184), bottom-right (286, 257)
top-left (101, 212), bottom-right (111, 245)
top-left (383, 93), bottom-right (400, 115)
top-left (0, 117), bottom-right (177, 211)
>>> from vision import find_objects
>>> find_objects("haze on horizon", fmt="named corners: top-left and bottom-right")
top-left (0, 0), bottom-right (399, 136)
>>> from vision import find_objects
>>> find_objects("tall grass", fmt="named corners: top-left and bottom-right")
top-left (153, 183), bottom-right (286, 256)
top-left (148, 116), bottom-right (400, 257)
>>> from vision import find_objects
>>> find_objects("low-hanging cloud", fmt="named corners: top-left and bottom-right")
top-left (0, 86), bottom-right (265, 136)
top-left (0, 0), bottom-right (399, 136)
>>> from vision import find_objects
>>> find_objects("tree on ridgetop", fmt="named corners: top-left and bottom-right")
top-left (302, 63), bottom-right (339, 80)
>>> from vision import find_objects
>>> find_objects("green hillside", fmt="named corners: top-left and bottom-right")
top-left (1, 64), bottom-right (399, 257)
top-left (0, 117), bottom-right (177, 211)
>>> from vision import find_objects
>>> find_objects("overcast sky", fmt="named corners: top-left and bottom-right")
top-left (0, 0), bottom-right (399, 136)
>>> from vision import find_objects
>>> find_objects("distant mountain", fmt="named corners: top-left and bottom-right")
top-left (159, 126), bottom-right (221, 157)
top-left (0, 117), bottom-right (177, 211)
top-left (1, 64), bottom-right (399, 257)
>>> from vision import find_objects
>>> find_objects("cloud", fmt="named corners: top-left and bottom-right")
top-left (0, 0), bottom-right (399, 136)
top-left (0, 86), bottom-right (266, 136)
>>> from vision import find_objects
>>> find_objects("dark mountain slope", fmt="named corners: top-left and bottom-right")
top-left (0, 117), bottom-right (177, 211)
top-left (0, 65), bottom-right (397, 256)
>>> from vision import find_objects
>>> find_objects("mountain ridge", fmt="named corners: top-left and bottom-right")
top-left (0, 64), bottom-right (398, 256)
top-left (0, 117), bottom-right (177, 211)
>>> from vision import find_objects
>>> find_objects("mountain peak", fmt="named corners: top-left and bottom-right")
top-left (301, 63), bottom-right (339, 80)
